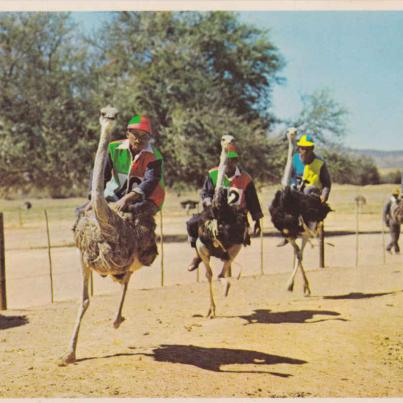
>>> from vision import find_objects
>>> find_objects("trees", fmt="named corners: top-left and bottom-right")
top-left (90, 11), bottom-right (285, 188)
top-left (290, 88), bottom-right (349, 146)
top-left (0, 12), bottom-right (97, 196)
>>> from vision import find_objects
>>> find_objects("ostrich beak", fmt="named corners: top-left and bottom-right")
top-left (100, 105), bottom-right (119, 121)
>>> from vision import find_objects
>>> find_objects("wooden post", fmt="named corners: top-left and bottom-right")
top-left (381, 217), bottom-right (386, 264)
top-left (160, 210), bottom-right (164, 287)
top-left (354, 195), bottom-right (366, 268)
top-left (260, 227), bottom-right (264, 275)
top-left (44, 210), bottom-right (54, 303)
top-left (355, 202), bottom-right (359, 268)
top-left (319, 221), bottom-right (325, 268)
top-left (90, 272), bottom-right (94, 296)
top-left (0, 213), bottom-right (7, 310)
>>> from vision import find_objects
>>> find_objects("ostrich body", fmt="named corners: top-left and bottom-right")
top-left (59, 106), bottom-right (157, 366)
top-left (196, 135), bottom-right (248, 318)
top-left (269, 128), bottom-right (331, 296)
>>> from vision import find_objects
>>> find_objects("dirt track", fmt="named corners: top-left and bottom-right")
top-left (1, 253), bottom-right (402, 397)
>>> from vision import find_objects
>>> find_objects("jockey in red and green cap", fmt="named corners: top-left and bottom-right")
top-left (186, 141), bottom-right (263, 271)
top-left (104, 114), bottom-right (165, 214)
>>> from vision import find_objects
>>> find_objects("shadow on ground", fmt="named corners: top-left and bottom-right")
top-left (322, 291), bottom-right (400, 300)
top-left (230, 309), bottom-right (347, 325)
top-left (142, 344), bottom-right (306, 376)
top-left (0, 314), bottom-right (29, 330)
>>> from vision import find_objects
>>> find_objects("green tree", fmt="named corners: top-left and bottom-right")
top-left (90, 11), bottom-right (285, 188)
top-left (291, 88), bottom-right (349, 145)
top-left (0, 12), bottom-right (97, 196)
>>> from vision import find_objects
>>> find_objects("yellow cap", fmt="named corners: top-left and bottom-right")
top-left (392, 187), bottom-right (400, 196)
top-left (297, 134), bottom-right (315, 147)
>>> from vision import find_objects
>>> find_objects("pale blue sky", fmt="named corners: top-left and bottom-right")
top-left (72, 11), bottom-right (403, 151)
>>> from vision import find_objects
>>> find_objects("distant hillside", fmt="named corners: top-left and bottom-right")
top-left (350, 148), bottom-right (403, 169)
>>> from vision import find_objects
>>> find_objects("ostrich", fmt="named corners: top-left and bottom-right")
top-left (58, 106), bottom-right (157, 366)
top-left (196, 135), bottom-right (249, 318)
top-left (269, 128), bottom-right (331, 296)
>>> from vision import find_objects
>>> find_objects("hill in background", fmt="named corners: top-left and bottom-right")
top-left (351, 148), bottom-right (403, 169)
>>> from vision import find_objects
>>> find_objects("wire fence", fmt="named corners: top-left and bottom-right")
top-left (0, 189), bottom-right (399, 310)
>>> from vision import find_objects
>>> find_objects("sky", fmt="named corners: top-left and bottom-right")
top-left (70, 9), bottom-right (403, 152)
top-left (3, 4), bottom-right (401, 152)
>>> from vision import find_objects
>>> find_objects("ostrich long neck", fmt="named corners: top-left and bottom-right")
top-left (214, 146), bottom-right (228, 198)
top-left (281, 135), bottom-right (295, 188)
top-left (91, 122), bottom-right (114, 228)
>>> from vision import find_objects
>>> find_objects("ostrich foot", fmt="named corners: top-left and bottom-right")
top-left (287, 282), bottom-right (294, 292)
top-left (304, 284), bottom-right (311, 297)
top-left (206, 307), bottom-right (216, 319)
top-left (113, 316), bottom-right (125, 329)
top-left (57, 351), bottom-right (76, 367)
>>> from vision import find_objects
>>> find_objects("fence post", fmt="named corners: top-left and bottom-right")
top-left (319, 221), bottom-right (325, 268)
top-left (90, 272), bottom-right (94, 296)
top-left (44, 209), bottom-right (54, 303)
top-left (160, 209), bottom-right (164, 287)
top-left (355, 202), bottom-right (359, 268)
top-left (381, 217), bottom-right (386, 264)
top-left (354, 195), bottom-right (366, 268)
top-left (0, 213), bottom-right (7, 310)
top-left (260, 227), bottom-right (264, 275)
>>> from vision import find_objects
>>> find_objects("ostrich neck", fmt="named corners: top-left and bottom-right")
top-left (91, 125), bottom-right (113, 225)
top-left (214, 148), bottom-right (228, 197)
top-left (281, 137), bottom-right (295, 188)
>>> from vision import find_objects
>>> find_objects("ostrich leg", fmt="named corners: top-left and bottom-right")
top-left (197, 241), bottom-right (216, 318)
top-left (286, 239), bottom-right (300, 292)
top-left (113, 273), bottom-right (132, 329)
top-left (58, 258), bottom-right (91, 366)
top-left (286, 237), bottom-right (311, 296)
top-left (297, 237), bottom-right (311, 296)
top-left (218, 244), bottom-right (242, 297)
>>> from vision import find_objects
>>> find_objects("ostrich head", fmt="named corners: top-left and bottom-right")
top-left (99, 105), bottom-right (119, 135)
top-left (286, 127), bottom-right (298, 144)
top-left (221, 134), bottom-right (235, 149)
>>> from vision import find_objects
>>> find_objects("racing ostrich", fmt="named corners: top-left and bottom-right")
top-left (58, 106), bottom-right (157, 366)
top-left (196, 135), bottom-right (248, 318)
top-left (269, 128), bottom-right (331, 296)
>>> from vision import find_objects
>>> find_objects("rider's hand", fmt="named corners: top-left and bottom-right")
top-left (115, 192), bottom-right (140, 212)
top-left (84, 201), bottom-right (93, 212)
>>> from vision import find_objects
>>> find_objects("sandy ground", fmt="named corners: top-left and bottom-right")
top-left (0, 240), bottom-right (402, 397)
top-left (1, 187), bottom-right (402, 398)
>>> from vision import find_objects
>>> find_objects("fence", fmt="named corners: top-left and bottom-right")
top-left (0, 187), bottom-right (399, 310)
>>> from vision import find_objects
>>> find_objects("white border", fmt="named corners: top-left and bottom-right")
top-left (1, 1), bottom-right (403, 12)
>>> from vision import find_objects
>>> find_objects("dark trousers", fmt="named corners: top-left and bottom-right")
top-left (386, 223), bottom-right (401, 253)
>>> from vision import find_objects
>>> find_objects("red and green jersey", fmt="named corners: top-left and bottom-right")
top-left (105, 139), bottom-right (165, 209)
top-left (208, 167), bottom-right (252, 209)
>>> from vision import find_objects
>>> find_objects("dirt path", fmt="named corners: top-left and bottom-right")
top-left (1, 256), bottom-right (402, 397)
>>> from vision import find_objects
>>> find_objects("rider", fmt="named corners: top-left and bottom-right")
top-left (103, 114), bottom-right (165, 216)
top-left (278, 132), bottom-right (332, 247)
top-left (186, 142), bottom-right (263, 271)
top-left (290, 134), bottom-right (331, 203)
top-left (383, 187), bottom-right (401, 254)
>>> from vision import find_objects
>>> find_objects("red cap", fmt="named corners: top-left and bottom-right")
top-left (127, 115), bottom-right (152, 134)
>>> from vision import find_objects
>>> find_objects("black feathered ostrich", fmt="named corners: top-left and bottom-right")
top-left (269, 128), bottom-right (331, 296)
top-left (196, 135), bottom-right (249, 318)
